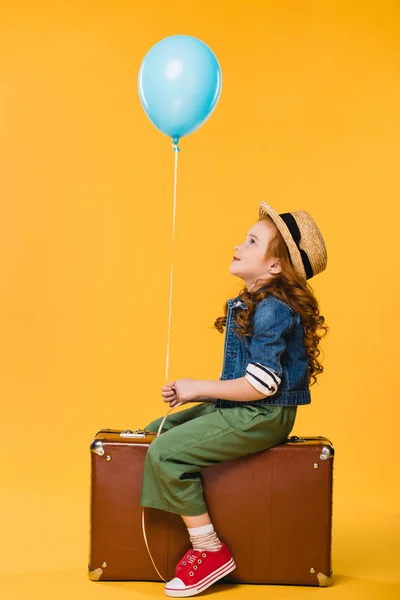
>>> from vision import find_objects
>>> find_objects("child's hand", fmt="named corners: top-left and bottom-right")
top-left (161, 382), bottom-right (180, 407)
top-left (161, 379), bottom-right (201, 407)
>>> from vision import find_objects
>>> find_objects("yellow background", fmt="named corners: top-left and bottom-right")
top-left (1, 1), bottom-right (399, 598)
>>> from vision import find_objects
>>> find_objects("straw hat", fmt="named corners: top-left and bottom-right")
top-left (258, 201), bottom-right (327, 280)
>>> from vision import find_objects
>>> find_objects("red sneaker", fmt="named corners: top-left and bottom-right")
top-left (164, 542), bottom-right (236, 597)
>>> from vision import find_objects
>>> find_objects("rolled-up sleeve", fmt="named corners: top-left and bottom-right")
top-left (245, 297), bottom-right (295, 397)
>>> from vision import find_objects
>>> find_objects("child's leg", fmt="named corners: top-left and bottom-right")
top-left (140, 403), bottom-right (296, 515)
top-left (151, 404), bottom-right (297, 595)
top-left (143, 401), bottom-right (216, 434)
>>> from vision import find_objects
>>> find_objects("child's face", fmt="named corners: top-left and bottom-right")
top-left (230, 220), bottom-right (281, 291)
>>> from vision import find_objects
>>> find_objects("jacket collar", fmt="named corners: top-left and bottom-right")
top-left (228, 295), bottom-right (247, 309)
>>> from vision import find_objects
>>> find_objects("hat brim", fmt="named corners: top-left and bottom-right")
top-left (258, 201), bottom-right (306, 279)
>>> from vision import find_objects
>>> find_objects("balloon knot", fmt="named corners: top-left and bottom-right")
top-left (171, 137), bottom-right (181, 152)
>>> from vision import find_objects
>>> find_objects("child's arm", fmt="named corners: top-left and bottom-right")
top-left (194, 373), bottom-right (224, 402)
top-left (196, 377), bottom-right (267, 402)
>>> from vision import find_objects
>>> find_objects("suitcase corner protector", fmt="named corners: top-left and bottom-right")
top-left (320, 444), bottom-right (334, 460)
top-left (88, 566), bottom-right (103, 581)
top-left (317, 572), bottom-right (333, 586)
top-left (90, 439), bottom-right (105, 455)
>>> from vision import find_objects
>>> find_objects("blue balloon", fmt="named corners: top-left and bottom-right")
top-left (138, 35), bottom-right (222, 144)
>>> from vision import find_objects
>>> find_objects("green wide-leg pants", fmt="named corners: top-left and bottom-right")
top-left (140, 401), bottom-right (297, 517)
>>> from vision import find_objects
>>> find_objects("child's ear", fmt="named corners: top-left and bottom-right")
top-left (270, 259), bottom-right (282, 274)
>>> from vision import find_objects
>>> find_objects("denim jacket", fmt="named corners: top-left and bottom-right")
top-left (214, 293), bottom-right (311, 408)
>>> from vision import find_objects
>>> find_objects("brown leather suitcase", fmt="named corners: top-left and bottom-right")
top-left (89, 428), bottom-right (334, 587)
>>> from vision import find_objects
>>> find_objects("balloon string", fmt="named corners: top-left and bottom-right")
top-left (141, 141), bottom-right (181, 584)
top-left (165, 142), bottom-right (179, 383)
top-left (141, 400), bottom-right (184, 582)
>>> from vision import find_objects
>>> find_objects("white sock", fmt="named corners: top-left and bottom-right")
top-left (187, 522), bottom-right (223, 552)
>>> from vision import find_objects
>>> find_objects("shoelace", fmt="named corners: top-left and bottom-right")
top-left (187, 554), bottom-right (197, 564)
top-left (177, 549), bottom-right (208, 573)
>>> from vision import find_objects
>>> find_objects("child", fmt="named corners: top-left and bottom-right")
top-left (140, 201), bottom-right (328, 597)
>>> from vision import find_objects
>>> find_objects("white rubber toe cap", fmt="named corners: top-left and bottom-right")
top-left (165, 577), bottom-right (185, 589)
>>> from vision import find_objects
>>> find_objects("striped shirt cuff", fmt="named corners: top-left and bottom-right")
top-left (245, 362), bottom-right (281, 396)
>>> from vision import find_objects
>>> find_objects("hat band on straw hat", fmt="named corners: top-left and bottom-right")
top-left (279, 213), bottom-right (314, 279)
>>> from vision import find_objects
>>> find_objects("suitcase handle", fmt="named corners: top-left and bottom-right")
top-left (96, 404), bottom-right (184, 440)
top-left (95, 428), bottom-right (153, 438)
top-left (120, 429), bottom-right (149, 438)
top-left (98, 404), bottom-right (185, 439)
